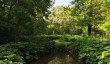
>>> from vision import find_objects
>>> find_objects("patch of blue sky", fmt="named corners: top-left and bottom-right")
top-left (53, 0), bottom-right (73, 7)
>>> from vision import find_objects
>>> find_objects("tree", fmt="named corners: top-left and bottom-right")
top-left (72, 0), bottom-right (110, 36)
top-left (0, 0), bottom-right (54, 43)
top-left (48, 6), bottom-right (75, 34)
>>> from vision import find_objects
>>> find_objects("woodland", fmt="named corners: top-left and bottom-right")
top-left (0, 0), bottom-right (110, 64)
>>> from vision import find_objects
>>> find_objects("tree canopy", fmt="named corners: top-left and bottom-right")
top-left (0, 0), bottom-right (54, 43)
top-left (72, 0), bottom-right (110, 36)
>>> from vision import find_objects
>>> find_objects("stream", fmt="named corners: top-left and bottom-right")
top-left (29, 52), bottom-right (79, 64)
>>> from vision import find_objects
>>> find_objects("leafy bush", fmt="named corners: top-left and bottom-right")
top-left (20, 35), bottom-right (61, 42)
top-left (0, 35), bottom-right (64, 64)
top-left (0, 41), bottom-right (56, 64)
top-left (53, 35), bottom-right (75, 52)
top-left (0, 59), bottom-right (23, 64)
top-left (3, 35), bottom-right (110, 64)
top-left (72, 36), bottom-right (110, 64)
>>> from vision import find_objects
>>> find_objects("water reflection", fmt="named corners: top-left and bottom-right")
top-left (48, 54), bottom-right (75, 64)
top-left (30, 52), bottom-right (78, 64)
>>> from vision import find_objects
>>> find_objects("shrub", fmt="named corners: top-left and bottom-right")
top-left (72, 36), bottom-right (110, 64)
top-left (0, 41), bottom-right (56, 64)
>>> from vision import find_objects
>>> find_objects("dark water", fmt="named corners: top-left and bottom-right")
top-left (30, 52), bottom-right (79, 64)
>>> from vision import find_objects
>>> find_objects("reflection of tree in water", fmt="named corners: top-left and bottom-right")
top-left (30, 52), bottom-right (78, 64)
top-left (48, 54), bottom-right (74, 64)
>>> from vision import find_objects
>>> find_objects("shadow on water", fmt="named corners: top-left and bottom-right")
top-left (29, 52), bottom-right (79, 64)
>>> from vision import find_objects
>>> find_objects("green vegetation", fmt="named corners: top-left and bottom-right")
top-left (71, 36), bottom-right (110, 64)
top-left (0, 36), bottom-right (59, 64)
top-left (0, 35), bottom-right (71, 64)
top-left (0, 0), bottom-right (110, 64)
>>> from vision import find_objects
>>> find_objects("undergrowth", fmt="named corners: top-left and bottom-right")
top-left (0, 35), bottom-right (62, 64)
top-left (72, 36), bottom-right (110, 64)
top-left (1, 35), bottom-right (110, 64)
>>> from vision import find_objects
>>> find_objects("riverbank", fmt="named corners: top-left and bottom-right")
top-left (0, 35), bottom-right (110, 64)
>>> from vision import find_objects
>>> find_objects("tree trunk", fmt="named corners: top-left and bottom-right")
top-left (88, 24), bottom-right (92, 36)
top-left (14, 27), bottom-right (19, 43)
top-left (13, 25), bottom-right (19, 43)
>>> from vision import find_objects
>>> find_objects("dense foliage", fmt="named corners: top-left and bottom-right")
top-left (0, 0), bottom-right (54, 43)
top-left (0, 0), bottom-right (110, 64)
top-left (0, 35), bottom-right (72, 64)
top-left (47, 0), bottom-right (110, 36)
top-left (0, 36), bottom-right (61, 64)
top-left (68, 36), bottom-right (110, 64)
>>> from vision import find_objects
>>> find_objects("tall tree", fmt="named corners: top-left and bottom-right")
top-left (72, 0), bottom-right (110, 36)
top-left (0, 0), bottom-right (54, 43)
top-left (48, 6), bottom-right (74, 34)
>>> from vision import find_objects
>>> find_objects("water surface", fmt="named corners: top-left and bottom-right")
top-left (30, 52), bottom-right (79, 64)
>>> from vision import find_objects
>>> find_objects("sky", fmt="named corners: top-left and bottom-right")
top-left (53, 0), bottom-right (73, 7)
